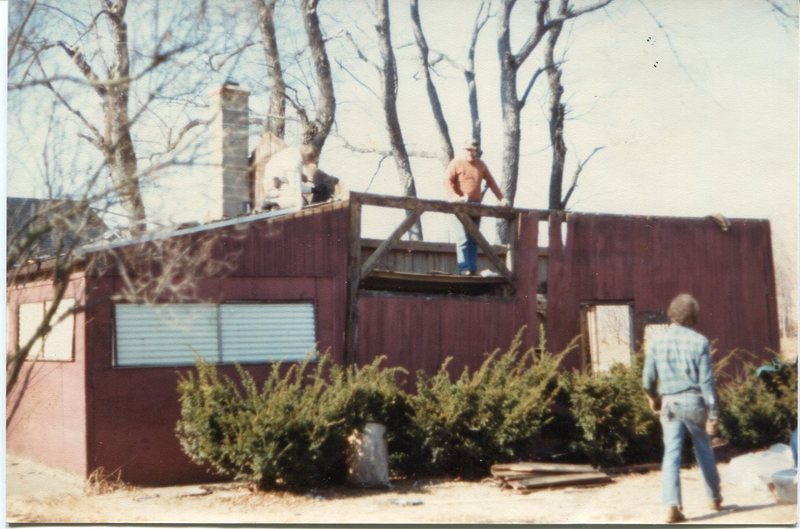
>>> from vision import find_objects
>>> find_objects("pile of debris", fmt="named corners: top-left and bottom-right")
top-left (490, 462), bottom-right (612, 493)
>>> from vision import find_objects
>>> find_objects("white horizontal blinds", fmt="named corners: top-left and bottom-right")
top-left (115, 304), bottom-right (219, 366)
top-left (220, 303), bottom-right (316, 362)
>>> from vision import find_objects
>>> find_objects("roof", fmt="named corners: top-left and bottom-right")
top-left (7, 197), bottom-right (109, 260)
top-left (79, 200), bottom-right (348, 254)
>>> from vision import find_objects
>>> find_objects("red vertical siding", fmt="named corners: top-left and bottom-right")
top-left (80, 207), bottom-right (351, 484)
top-left (6, 277), bottom-right (89, 477)
top-left (546, 213), bottom-right (779, 370)
top-left (356, 213), bottom-right (541, 377)
top-left (13, 202), bottom-right (780, 486)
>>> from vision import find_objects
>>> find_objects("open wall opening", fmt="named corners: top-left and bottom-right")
top-left (581, 303), bottom-right (634, 372)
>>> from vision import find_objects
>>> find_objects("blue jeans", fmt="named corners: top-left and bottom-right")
top-left (660, 393), bottom-right (721, 508)
top-left (452, 212), bottom-right (481, 274)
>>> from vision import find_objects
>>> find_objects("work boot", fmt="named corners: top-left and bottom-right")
top-left (710, 496), bottom-right (723, 512)
top-left (665, 505), bottom-right (686, 524)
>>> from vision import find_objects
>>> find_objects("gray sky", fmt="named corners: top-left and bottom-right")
top-left (335, 0), bottom-right (797, 259)
top-left (6, 0), bottom-right (798, 266)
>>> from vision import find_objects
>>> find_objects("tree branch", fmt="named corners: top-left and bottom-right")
top-left (8, 0), bottom-right (38, 63)
top-left (57, 41), bottom-right (107, 97)
top-left (410, 0), bottom-right (453, 164)
top-left (513, 0), bottom-right (549, 66)
top-left (519, 65), bottom-right (548, 108)
top-left (560, 146), bottom-right (604, 209)
top-left (465, 0), bottom-right (492, 145)
top-left (335, 57), bottom-right (382, 100)
top-left (563, 0), bottom-right (613, 19)
top-left (33, 55), bottom-right (106, 150)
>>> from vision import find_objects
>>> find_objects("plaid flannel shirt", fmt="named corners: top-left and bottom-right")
top-left (642, 323), bottom-right (718, 419)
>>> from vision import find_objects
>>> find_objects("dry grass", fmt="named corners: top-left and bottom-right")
top-left (84, 466), bottom-right (129, 495)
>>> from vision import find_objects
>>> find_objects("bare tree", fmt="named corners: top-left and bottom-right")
top-left (6, 196), bottom-right (104, 395)
top-left (409, 0), bottom-right (453, 166)
top-left (495, 0), bottom-right (612, 240)
top-left (10, 0), bottom-right (210, 236)
top-left (409, 0), bottom-right (493, 165)
top-left (5, 0), bottom-right (234, 397)
top-left (375, 0), bottom-right (423, 240)
top-left (463, 1), bottom-right (493, 148)
top-left (543, 0), bottom-right (605, 211)
top-left (298, 0), bottom-right (337, 159)
top-left (253, 0), bottom-right (287, 138)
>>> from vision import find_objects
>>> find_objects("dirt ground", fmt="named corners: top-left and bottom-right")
top-left (5, 454), bottom-right (797, 525)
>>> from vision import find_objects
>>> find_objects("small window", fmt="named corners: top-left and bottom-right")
top-left (18, 299), bottom-right (75, 361)
top-left (114, 302), bottom-right (317, 367)
top-left (583, 303), bottom-right (633, 372)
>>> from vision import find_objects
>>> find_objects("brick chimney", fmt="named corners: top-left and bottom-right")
top-left (206, 81), bottom-right (251, 220)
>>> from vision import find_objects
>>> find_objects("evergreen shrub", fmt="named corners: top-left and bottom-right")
top-left (175, 354), bottom-right (412, 489)
top-left (563, 355), bottom-right (662, 467)
top-left (717, 358), bottom-right (797, 450)
top-left (410, 329), bottom-right (564, 477)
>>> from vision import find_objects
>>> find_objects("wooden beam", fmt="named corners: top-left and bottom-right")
top-left (350, 192), bottom-right (524, 220)
top-left (344, 200), bottom-right (362, 364)
top-left (507, 213), bottom-right (519, 276)
top-left (491, 462), bottom-right (596, 475)
top-left (514, 472), bottom-right (611, 490)
top-left (455, 212), bottom-right (515, 285)
top-left (360, 209), bottom-right (422, 279)
top-left (361, 237), bottom-right (509, 256)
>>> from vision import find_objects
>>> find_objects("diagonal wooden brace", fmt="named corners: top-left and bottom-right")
top-left (360, 209), bottom-right (422, 280)
top-left (455, 211), bottom-right (515, 285)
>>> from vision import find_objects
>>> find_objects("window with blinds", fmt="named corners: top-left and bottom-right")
top-left (114, 302), bottom-right (317, 367)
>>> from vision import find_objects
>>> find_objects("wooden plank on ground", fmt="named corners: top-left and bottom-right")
top-left (491, 462), bottom-right (596, 475)
top-left (492, 470), bottom-right (547, 480)
top-left (601, 462), bottom-right (661, 475)
top-left (515, 472), bottom-right (611, 490)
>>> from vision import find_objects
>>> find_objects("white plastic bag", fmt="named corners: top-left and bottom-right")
top-left (347, 422), bottom-right (389, 488)
top-left (722, 443), bottom-right (794, 490)
top-left (771, 468), bottom-right (797, 504)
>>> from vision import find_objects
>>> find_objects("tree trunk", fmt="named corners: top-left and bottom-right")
top-left (254, 0), bottom-right (286, 138)
top-left (465, 1), bottom-right (490, 148)
top-left (545, 15), bottom-right (567, 210)
top-left (495, 0), bottom-right (522, 243)
top-left (377, 0), bottom-right (423, 240)
top-left (301, 0), bottom-right (336, 159)
top-left (106, 0), bottom-right (146, 235)
top-left (410, 0), bottom-right (452, 166)
top-left (494, 0), bottom-right (611, 239)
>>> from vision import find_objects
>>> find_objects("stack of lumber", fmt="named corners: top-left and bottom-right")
top-left (490, 462), bottom-right (611, 493)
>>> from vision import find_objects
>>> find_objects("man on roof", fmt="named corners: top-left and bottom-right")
top-left (445, 138), bottom-right (508, 276)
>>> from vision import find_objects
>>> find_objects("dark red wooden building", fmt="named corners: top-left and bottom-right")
top-left (6, 192), bottom-right (780, 485)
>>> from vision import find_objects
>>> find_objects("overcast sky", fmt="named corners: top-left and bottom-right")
top-left (326, 0), bottom-right (797, 262)
top-left (6, 0), bottom-right (798, 266)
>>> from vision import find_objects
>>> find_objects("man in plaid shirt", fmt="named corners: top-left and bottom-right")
top-left (643, 293), bottom-right (722, 524)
